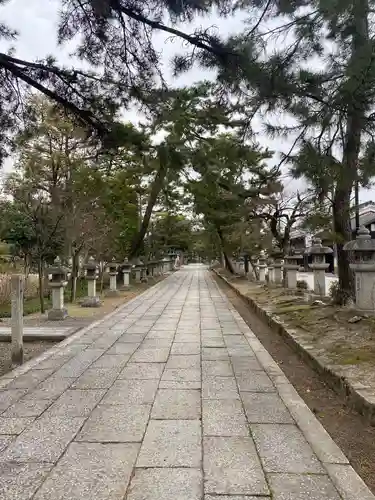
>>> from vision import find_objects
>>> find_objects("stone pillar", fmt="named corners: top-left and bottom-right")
top-left (48, 257), bottom-right (68, 320)
top-left (121, 259), bottom-right (132, 289)
top-left (106, 259), bottom-right (119, 296)
top-left (161, 258), bottom-right (168, 274)
top-left (258, 251), bottom-right (267, 283)
top-left (141, 262), bottom-right (148, 283)
top-left (344, 226), bottom-right (375, 311)
top-left (134, 266), bottom-right (142, 283)
top-left (274, 260), bottom-right (283, 285)
top-left (284, 254), bottom-right (303, 289)
top-left (306, 238), bottom-right (333, 296)
top-left (81, 257), bottom-right (101, 307)
top-left (11, 274), bottom-right (24, 365)
top-left (267, 259), bottom-right (275, 284)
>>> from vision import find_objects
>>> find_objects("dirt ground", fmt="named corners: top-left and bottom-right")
top-left (219, 270), bottom-right (375, 399)
top-left (0, 277), bottom-right (164, 377)
top-left (213, 272), bottom-right (375, 494)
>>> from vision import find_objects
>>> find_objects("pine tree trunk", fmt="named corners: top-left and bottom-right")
top-left (334, 0), bottom-right (369, 298)
top-left (37, 257), bottom-right (45, 314)
top-left (70, 252), bottom-right (79, 302)
top-left (128, 162), bottom-right (168, 260)
top-left (216, 227), bottom-right (235, 274)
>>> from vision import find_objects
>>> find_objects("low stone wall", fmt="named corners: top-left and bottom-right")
top-left (213, 268), bottom-right (375, 425)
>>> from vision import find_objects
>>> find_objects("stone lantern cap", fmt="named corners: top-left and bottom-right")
top-left (48, 257), bottom-right (68, 283)
top-left (344, 226), bottom-right (375, 271)
top-left (121, 258), bottom-right (132, 272)
top-left (107, 258), bottom-right (119, 274)
top-left (344, 226), bottom-right (375, 252)
top-left (83, 257), bottom-right (99, 279)
top-left (258, 250), bottom-right (267, 267)
top-left (270, 248), bottom-right (284, 265)
top-left (267, 256), bottom-right (275, 268)
top-left (133, 257), bottom-right (144, 270)
top-left (284, 253), bottom-right (304, 269)
top-left (305, 237), bottom-right (333, 256)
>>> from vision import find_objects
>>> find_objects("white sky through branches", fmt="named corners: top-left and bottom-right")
top-left (1, 0), bottom-right (373, 203)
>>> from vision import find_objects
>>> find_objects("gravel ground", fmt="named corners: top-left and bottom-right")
top-left (0, 340), bottom-right (56, 377)
top-left (214, 272), bottom-right (375, 495)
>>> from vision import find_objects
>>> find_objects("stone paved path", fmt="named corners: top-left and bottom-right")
top-left (0, 265), bottom-right (374, 499)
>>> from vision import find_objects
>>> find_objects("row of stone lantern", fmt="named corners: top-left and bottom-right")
top-left (244, 226), bottom-right (375, 311)
top-left (47, 255), bottom-right (175, 320)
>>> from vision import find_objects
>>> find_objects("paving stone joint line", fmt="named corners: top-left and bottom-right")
top-left (0, 266), bottom-right (373, 500)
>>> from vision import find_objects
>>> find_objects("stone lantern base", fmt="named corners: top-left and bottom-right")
top-left (48, 308), bottom-right (68, 320)
top-left (105, 289), bottom-right (120, 297)
top-left (81, 296), bottom-right (101, 307)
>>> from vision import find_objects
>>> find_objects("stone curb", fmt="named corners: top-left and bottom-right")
top-left (0, 279), bottom-right (167, 388)
top-left (213, 269), bottom-right (375, 500)
top-left (213, 269), bottom-right (375, 426)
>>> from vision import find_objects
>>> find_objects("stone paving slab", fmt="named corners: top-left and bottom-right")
top-left (136, 419), bottom-right (202, 467)
top-left (127, 468), bottom-right (202, 500)
top-left (0, 266), bottom-right (373, 500)
top-left (33, 442), bottom-right (139, 500)
top-left (0, 462), bottom-right (54, 500)
top-left (203, 436), bottom-right (269, 495)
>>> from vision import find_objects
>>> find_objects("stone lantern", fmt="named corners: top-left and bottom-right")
top-left (132, 257), bottom-right (143, 283)
top-left (161, 257), bottom-right (169, 274)
top-left (271, 249), bottom-right (284, 285)
top-left (258, 250), bottom-right (267, 283)
top-left (147, 260), bottom-right (155, 278)
top-left (284, 253), bottom-right (304, 289)
top-left (344, 226), bottom-right (375, 311)
top-left (121, 258), bottom-right (132, 289)
top-left (106, 258), bottom-right (119, 296)
top-left (48, 257), bottom-right (69, 320)
top-left (140, 257), bottom-right (148, 283)
top-left (267, 257), bottom-right (275, 284)
top-left (306, 238), bottom-right (333, 296)
top-left (154, 259), bottom-right (161, 277)
top-left (81, 257), bottom-right (101, 307)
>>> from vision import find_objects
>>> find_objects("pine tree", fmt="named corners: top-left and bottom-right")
top-left (193, 0), bottom-right (375, 296)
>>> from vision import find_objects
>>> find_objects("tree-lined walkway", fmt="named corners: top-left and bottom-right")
top-left (0, 266), bottom-right (373, 499)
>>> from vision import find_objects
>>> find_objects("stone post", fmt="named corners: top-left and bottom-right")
top-left (306, 238), bottom-right (333, 296)
top-left (258, 250), bottom-right (267, 283)
top-left (81, 257), bottom-right (101, 307)
top-left (344, 226), bottom-right (375, 312)
top-left (141, 259), bottom-right (148, 283)
top-left (48, 257), bottom-right (68, 320)
top-left (155, 260), bottom-right (161, 277)
top-left (121, 259), bottom-right (132, 289)
top-left (106, 259), bottom-right (119, 296)
top-left (161, 257), bottom-right (168, 274)
top-left (273, 257), bottom-right (283, 285)
top-left (239, 259), bottom-right (245, 275)
top-left (284, 254), bottom-right (303, 289)
top-left (134, 266), bottom-right (142, 283)
top-left (147, 261), bottom-right (155, 278)
top-left (267, 258), bottom-right (275, 284)
top-left (11, 274), bottom-right (24, 365)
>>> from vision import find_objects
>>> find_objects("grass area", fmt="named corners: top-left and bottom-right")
top-left (329, 344), bottom-right (375, 365)
top-left (0, 277), bottom-right (161, 320)
top-left (275, 304), bottom-right (318, 314)
top-left (0, 296), bottom-right (52, 318)
top-left (0, 278), bottom-right (108, 318)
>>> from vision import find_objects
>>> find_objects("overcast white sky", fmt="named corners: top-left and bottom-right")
top-left (1, 0), bottom-right (374, 203)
